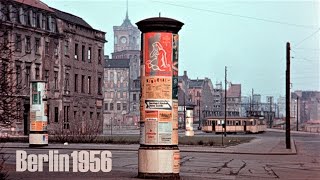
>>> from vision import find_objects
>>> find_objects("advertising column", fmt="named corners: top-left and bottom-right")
top-left (185, 107), bottom-right (194, 136)
top-left (29, 80), bottom-right (48, 146)
top-left (136, 17), bottom-right (184, 178)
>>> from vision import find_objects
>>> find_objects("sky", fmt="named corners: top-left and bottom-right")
top-left (42, 0), bottom-right (320, 101)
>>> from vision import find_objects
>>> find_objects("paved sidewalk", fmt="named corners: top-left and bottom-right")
top-left (3, 136), bottom-right (296, 155)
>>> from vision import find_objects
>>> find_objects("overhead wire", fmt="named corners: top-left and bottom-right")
top-left (150, 0), bottom-right (317, 29)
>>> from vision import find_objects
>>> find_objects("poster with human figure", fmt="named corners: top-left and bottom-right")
top-left (144, 32), bottom-right (172, 77)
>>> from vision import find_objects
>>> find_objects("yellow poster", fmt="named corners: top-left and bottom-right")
top-left (159, 111), bottom-right (172, 122)
top-left (144, 77), bottom-right (172, 99)
top-left (172, 100), bottom-right (179, 129)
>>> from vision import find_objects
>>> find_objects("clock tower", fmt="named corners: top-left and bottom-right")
top-left (113, 6), bottom-right (140, 52)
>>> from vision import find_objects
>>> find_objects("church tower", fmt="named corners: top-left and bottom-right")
top-left (113, 0), bottom-right (140, 53)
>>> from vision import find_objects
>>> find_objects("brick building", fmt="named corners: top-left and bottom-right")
top-left (0, 0), bottom-right (105, 134)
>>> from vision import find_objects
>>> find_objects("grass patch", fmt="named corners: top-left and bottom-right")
top-left (0, 135), bottom-right (254, 147)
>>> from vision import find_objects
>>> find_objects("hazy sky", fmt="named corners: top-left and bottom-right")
top-left (42, 0), bottom-right (319, 100)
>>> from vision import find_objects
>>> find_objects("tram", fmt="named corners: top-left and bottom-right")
top-left (202, 116), bottom-right (266, 134)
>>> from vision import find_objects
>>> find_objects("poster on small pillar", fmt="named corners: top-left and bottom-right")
top-left (144, 32), bottom-right (173, 77)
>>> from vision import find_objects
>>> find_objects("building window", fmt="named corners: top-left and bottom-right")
top-left (88, 76), bottom-right (91, 94)
top-left (15, 34), bottom-right (22, 52)
top-left (63, 106), bottom-right (70, 129)
top-left (82, 111), bottom-right (86, 121)
top-left (74, 74), bottom-right (78, 92)
top-left (32, 11), bottom-right (36, 27)
top-left (117, 103), bottom-right (121, 111)
top-left (74, 43), bottom-right (78, 59)
top-left (133, 94), bottom-right (136, 101)
top-left (54, 42), bottom-right (59, 57)
top-left (104, 103), bottom-right (108, 111)
top-left (36, 13), bottom-right (41, 28)
top-left (110, 103), bottom-right (114, 111)
top-left (42, 15), bottom-right (46, 30)
top-left (81, 75), bottom-right (85, 93)
top-left (88, 47), bottom-right (91, 62)
top-left (25, 66), bottom-right (30, 87)
top-left (123, 103), bottom-right (127, 111)
top-left (54, 71), bottom-right (58, 90)
top-left (65, 73), bottom-right (70, 92)
top-left (97, 112), bottom-right (100, 120)
top-left (44, 41), bottom-right (49, 55)
top-left (82, 45), bottom-right (85, 62)
top-left (90, 112), bottom-right (93, 120)
top-left (98, 49), bottom-right (102, 64)
top-left (35, 38), bottom-right (40, 55)
top-left (98, 77), bottom-right (102, 95)
top-left (16, 65), bottom-right (21, 89)
top-left (51, 18), bottom-right (56, 33)
top-left (45, 70), bottom-right (49, 88)
top-left (24, 9), bottom-right (29, 25)
top-left (54, 107), bottom-right (59, 122)
top-left (35, 66), bottom-right (40, 80)
top-left (25, 36), bottom-right (31, 53)
top-left (64, 40), bottom-right (69, 56)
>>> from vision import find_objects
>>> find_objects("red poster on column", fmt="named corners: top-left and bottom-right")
top-left (144, 32), bottom-right (172, 77)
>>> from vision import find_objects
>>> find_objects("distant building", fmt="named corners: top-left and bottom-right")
top-left (224, 83), bottom-right (242, 117)
top-left (188, 78), bottom-right (214, 127)
top-left (111, 8), bottom-right (141, 125)
top-left (213, 82), bottom-right (223, 117)
top-left (103, 59), bottom-right (130, 133)
top-left (291, 91), bottom-right (320, 124)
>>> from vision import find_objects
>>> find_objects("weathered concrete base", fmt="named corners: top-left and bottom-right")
top-left (138, 146), bottom-right (180, 178)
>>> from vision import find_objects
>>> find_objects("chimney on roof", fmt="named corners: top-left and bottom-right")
top-left (184, 70), bottom-right (187, 76)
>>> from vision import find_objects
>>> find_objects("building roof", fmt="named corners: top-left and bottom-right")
top-left (105, 59), bottom-right (130, 68)
top-left (14, 0), bottom-right (54, 12)
top-left (227, 84), bottom-right (241, 97)
top-left (189, 79), bottom-right (204, 88)
top-left (50, 7), bottom-right (92, 29)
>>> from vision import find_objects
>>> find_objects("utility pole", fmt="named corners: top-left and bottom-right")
top-left (286, 42), bottom-right (291, 149)
top-left (252, 88), bottom-right (254, 115)
top-left (296, 96), bottom-right (299, 131)
top-left (224, 66), bottom-right (227, 137)
top-left (183, 93), bottom-right (186, 130)
top-left (198, 94), bottom-right (201, 129)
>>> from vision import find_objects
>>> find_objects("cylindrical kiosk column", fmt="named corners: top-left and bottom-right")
top-left (185, 106), bottom-right (194, 136)
top-left (29, 80), bottom-right (48, 147)
top-left (136, 17), bottom-right (184, 179)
